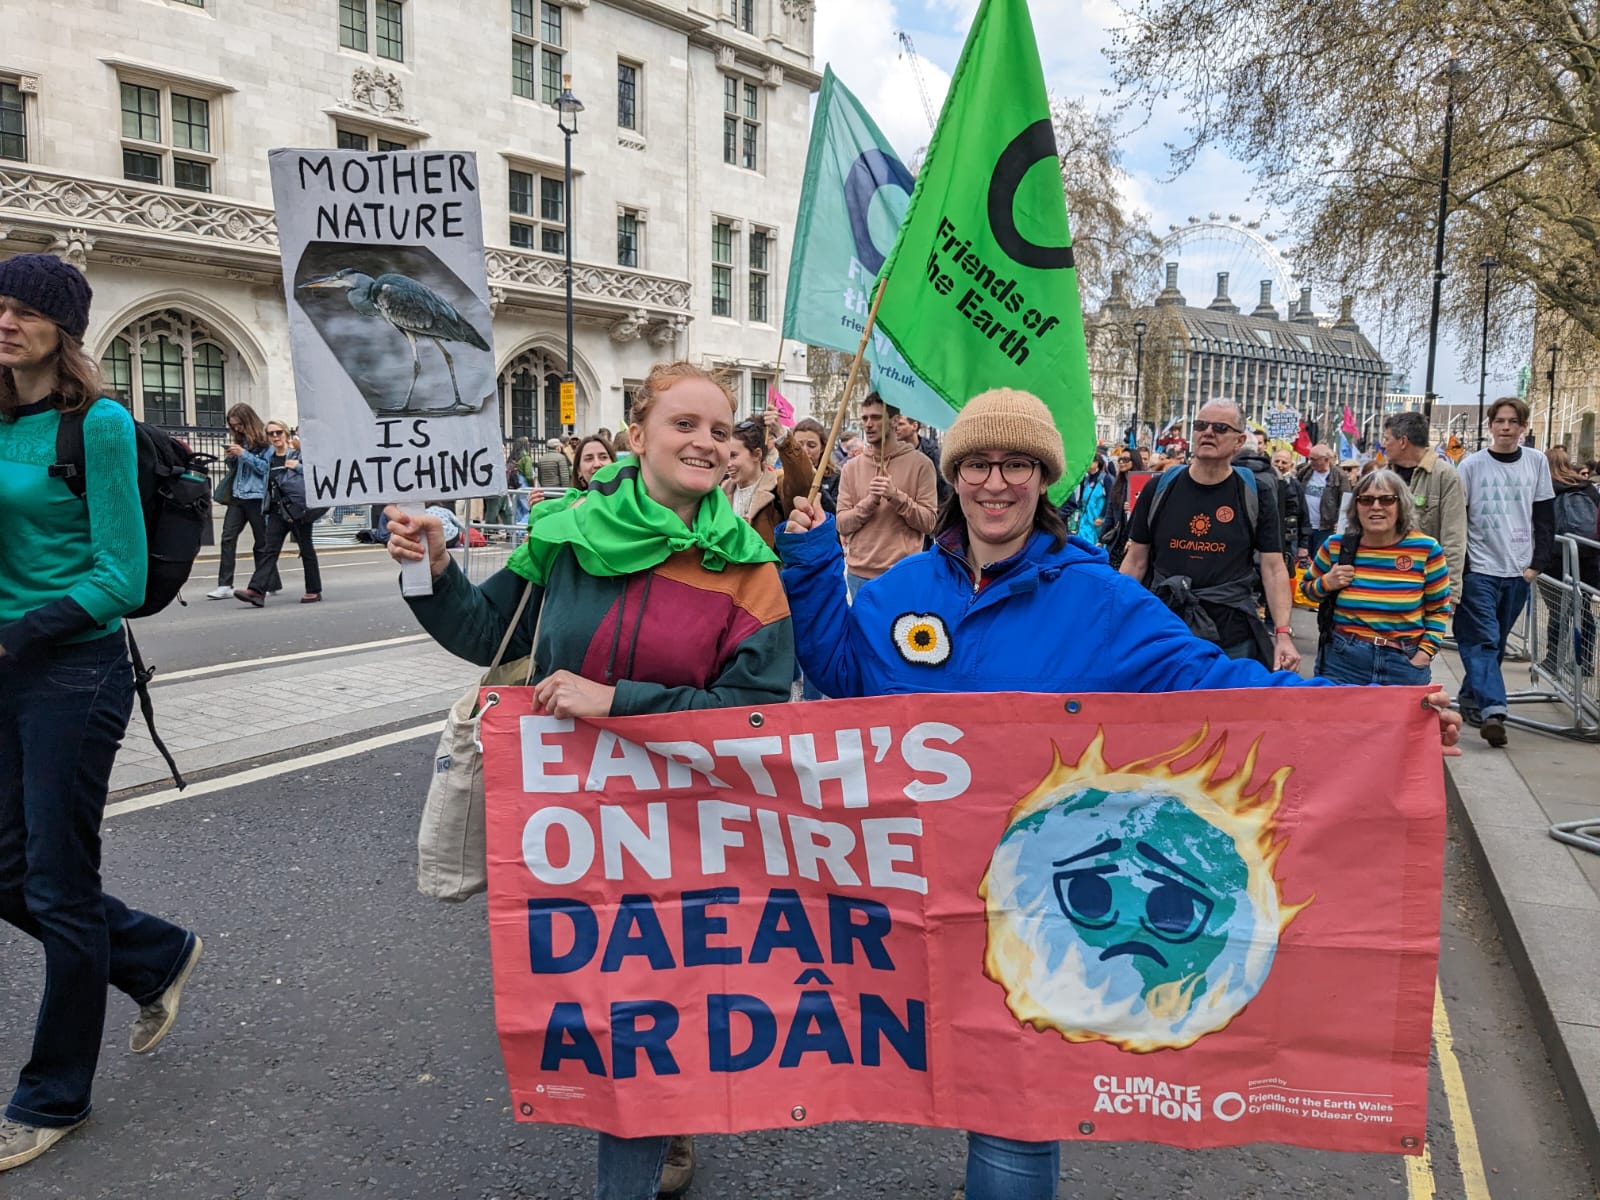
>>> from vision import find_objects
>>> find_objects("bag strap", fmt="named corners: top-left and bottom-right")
top-left (489, 581), bottom-right (535, 671)
top-left (51, 408), bottom-right (89, 501)
top-left (126, 625), bottom-right (185, 790)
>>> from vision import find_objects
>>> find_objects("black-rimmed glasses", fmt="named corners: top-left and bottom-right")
top-left (958, 457), bottom-right (1040, 486)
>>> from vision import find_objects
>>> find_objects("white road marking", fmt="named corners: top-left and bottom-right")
top-left (152, 633), bottom-right (431, 683)
top-left (106, 720), bottom-right (445, 819)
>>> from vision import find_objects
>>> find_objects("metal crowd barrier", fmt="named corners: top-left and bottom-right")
top-left (1499, 535), bottom-right (1600, 745)
top-left (460, 522), bottom-right (530, 583)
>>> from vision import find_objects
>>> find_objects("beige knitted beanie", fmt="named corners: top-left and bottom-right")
top-left (939, 389), bottom-right (1065, 485)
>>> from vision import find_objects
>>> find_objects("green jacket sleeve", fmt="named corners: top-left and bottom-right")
top-left (405, 559), bottom-right (541, 667)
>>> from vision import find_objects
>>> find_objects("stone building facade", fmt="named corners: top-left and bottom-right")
top-left (0, 0), bottom-right (818, 442)
top-left (1088, 264), bottom-right (1390, 447)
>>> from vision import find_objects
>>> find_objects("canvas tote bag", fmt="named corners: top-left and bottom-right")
top-left (417, 581), bottom-right (539, 901)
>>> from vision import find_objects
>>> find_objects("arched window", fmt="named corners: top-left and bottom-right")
top-left (497, 347), bottom-right (580, 441)
top-left (97, 309), bottom-right (244, 429)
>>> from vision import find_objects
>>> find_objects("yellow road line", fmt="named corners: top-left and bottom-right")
top-left (1405, 1140), bottom-right (1435, 1199)
top-left (1432, 982), bottom-right (1492, 1200)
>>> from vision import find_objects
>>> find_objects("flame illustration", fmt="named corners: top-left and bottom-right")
top-left (978, 724), bottom-right (1311, 1053)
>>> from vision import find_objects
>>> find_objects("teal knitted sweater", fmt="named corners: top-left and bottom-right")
top-left (0, 397), bottom-right (147, 659)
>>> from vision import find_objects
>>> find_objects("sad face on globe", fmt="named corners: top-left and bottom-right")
top-left (979, 728), bottom-right (1308, 1053)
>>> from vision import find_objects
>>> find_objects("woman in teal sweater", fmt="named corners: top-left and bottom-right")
top-left (0, 256), bottom-right (201, 1174)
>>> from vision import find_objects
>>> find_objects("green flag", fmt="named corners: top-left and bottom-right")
top-left (873, 0), bottom-right (1094, 501)
top-left (782, 68), bottom-right (955, 428)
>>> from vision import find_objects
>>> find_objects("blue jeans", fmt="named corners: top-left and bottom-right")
top-left (1455, 572), bottom-right (1529, 719)
top-left (1319, 632), bottom-right (1432, 686)
top-left (966, 1132), bottom-right (1060, 1199)
top-left (846, 572), bottom-right (871, 603)
top-left (0, 634), bottom-right (194, 1126)
top-left (595, 1133), bottom-right (670, 1199)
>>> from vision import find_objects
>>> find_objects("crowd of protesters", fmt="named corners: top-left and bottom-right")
top-left (0, 251), bottom-right (1555, 1197)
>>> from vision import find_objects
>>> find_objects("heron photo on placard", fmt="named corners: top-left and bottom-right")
top-left (269, 148), bottom-right (503, 506)
top-left (294, 243), bottom-right (494, 416)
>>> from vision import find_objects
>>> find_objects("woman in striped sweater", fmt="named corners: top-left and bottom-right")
top-left (1301, 467), bottom-right (1452, 685)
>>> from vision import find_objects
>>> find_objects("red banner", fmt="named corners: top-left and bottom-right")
top-left (481, 687), bottom-right (1444, 1155)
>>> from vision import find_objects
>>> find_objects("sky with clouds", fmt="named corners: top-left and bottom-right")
top-left (813, 0), bottom-right (1524, 402)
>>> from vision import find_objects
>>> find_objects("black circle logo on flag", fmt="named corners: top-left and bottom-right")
top-left (988, 119), bottom-right (1075, 272)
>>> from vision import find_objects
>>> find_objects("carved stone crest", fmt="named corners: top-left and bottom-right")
top-left (49, 229), bottom-right (95, 270)
top-left (647, 316), bottom-right (686, 348)
top-left (610, 308), bottom-right (648, 343)
top-left (779, 0), bottom-right (814, 19)
top-left (351, 67), bottom-right (405, 115)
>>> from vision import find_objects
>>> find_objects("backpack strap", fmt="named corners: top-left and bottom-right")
top-left (1143, 464), bottom-right (1189, 533)
top-left (1315, 534), bottom-right (1362, 652)
top-left (126, 626), bottom-right (186, 790)
top-left (51, 408), bottom-right (89, 501)
top-left (1146, 464), bottom-right (1259, 540)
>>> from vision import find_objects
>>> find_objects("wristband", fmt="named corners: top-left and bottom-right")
top-left (1274, 626), bottom-right (1294, 635)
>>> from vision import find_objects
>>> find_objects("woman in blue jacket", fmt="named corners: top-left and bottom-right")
top-left (777, 388), bottom-right (1460, 1200)
top-left (206, 402), bottom-right (277, 599)
top-left (0, 255), bottom-right (202, 1173)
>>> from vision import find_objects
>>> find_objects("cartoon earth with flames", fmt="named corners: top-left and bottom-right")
top-left (978, 727), bottom-right (1309, 1053)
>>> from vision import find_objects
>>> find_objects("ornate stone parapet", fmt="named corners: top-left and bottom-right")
top-left (485, 246), bottom-right (691, 314)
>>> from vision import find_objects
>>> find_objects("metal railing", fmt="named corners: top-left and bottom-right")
top-left (460, 522), bottom-right (531, 583)
top-left (1499, 535), bottom-right (1600, 744)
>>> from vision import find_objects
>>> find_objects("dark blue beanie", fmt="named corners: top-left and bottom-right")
top-left (0, 254), bottom-right (93, 340)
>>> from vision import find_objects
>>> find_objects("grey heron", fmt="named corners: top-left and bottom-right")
top-left (300, 268), bottom-right (490, 412)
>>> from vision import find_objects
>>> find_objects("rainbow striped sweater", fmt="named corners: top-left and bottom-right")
top-left (1300, 532), bottom-right (1452, 656)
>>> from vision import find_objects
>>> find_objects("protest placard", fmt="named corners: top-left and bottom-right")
top-left (480, 687), bottom-right (1444, 1156)
top-left (268, 150), bottom-right (501, 513)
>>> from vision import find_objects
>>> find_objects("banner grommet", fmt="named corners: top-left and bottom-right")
top-left (790, 1105), bottom-right (807, 1122)
top-left (749, 712), bottom-right (766, 728)
top-left (1077, 1121), bottom-right (1094, 1135)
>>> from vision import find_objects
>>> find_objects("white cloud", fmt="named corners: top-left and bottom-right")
top-left (814, 0), bottom-right (952, 163)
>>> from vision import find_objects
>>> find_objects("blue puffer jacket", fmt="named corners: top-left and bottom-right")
top-left (776, 517), bottom-right (1324, 699)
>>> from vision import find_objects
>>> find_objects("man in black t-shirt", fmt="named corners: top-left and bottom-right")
top-left (1120, 399), bottom-right (1299, 670)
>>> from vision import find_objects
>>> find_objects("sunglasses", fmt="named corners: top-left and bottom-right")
top-left (1193, 421), bottom-right (1240, 434)
top-left (1356, 494), bottom-right (1399, 507)
top-left (267, 429), bottom-right (287, 437)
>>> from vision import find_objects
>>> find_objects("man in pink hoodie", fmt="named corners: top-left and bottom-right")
top-left (836, 393), bottom-right (938, 600)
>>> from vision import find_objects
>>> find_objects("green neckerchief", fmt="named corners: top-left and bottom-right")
top-left (506, 459), bottom-right (777, 584)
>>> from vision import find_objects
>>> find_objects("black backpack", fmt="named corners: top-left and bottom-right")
top-left (1554, 486), bottom-right (1599, 540)
top-left (53, 403), bottom-right (215, 788)
top-left (54, 406), bottom-right (214, 618)
top-left (1315, 534), bottom-right (1362, 654)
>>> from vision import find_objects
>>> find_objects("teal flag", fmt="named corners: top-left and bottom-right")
top-left (782, 68), bottom-right (956, 429)
top-left (872, 0), bottom-right (1096, 501)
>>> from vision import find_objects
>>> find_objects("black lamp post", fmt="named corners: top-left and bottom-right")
top-left (1546, 342), bottom-right (1561, 448)
top-left (1311, 370), bottom-right (1325, 443)
top-left (554, 75), bottom-right (584, 436)
top-left (1476, 255), bottom-right (1496, 449)
top-left (1423, 57), bottom-right (1465, 425)
top-left (1132, 318), bottom-right (1147, 438)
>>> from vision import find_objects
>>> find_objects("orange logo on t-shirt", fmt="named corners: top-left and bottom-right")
top-left (1216, 505), bottom-right (1236, 524)
top-left (1189, 513), bottom-right (1212, 537)
top-left (1395, 554), bottom-right (1413, 572)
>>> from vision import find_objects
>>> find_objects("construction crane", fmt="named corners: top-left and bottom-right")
top-left (895, 30), bottom-right (938, 132)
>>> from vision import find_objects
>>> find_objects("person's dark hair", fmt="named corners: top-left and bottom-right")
top-left (0, 332), bottom-right (103, 421)
top-left (932, 486), bottom-right (1069, 552)
top-left (1486, 396), bottom-right (1530, 426)
top-left (572, 434), bottom-right (616, 489)
top-left (1383, 411), bottom-right (1428, 448)
top-left (860, 391), bottom-right (901, 419)
top-left (731, 418), bottom-right (765, 457)
top-left (1126, 447), bottom-right (1145, 471)
top-left (790, 417), bottom-right (838, 477)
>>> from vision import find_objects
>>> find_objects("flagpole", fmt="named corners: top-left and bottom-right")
top-left (808, 279), bottom-right (886, 507)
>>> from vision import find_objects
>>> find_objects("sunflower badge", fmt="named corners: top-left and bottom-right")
top-left (893, 612), bottom-right (952, 666)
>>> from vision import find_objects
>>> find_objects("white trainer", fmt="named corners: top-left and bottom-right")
top-left (205, 585), bottom-right (233, 599)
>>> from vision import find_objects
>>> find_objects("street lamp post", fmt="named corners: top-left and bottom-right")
top-left (1423, 57), bottom-right (1465, 425)
top-left (1546, 343), bottom-right (1561, 448)
top-left (1476, 255), bottom-right (1497, 449)
top-left (1132, 318), bottom-right (1147, 443)
top-left (554, 76), bottom-right (584, 437)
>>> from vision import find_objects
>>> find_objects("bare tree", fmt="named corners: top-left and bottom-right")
top-left (1052, 95), bottom-right (1162, 307)
top-left (1108, 0), bottom-right (1600, 362)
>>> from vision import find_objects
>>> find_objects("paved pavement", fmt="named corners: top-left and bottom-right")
top-left (1433, 647), bottom-right (1600, 1178)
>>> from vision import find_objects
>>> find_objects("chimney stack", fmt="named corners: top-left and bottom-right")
top-left (1251, 280), bottom-right (1279, 321)
top-left (1103, 268), bottom-right (1131, 314)
top-left (1291, 284), bottom-right (1317, 324)
top-left (1207, 271), bottom-right (1239, 314)
top-left (1155, 261), bottom-right (1187, 307)
top-left (1333, 294), bottom-right (1360, 332)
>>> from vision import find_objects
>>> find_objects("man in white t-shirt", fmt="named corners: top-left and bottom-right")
top-left (1294, 444), bottom-right (1351, 563)
top-left (1455, 397), bottom-right (1556, 746)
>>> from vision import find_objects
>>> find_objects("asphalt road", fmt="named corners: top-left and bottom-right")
top-left (137, 545), bottom-right (513, 673)
top-left (0, 734), bottom-right (1591, 1199)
